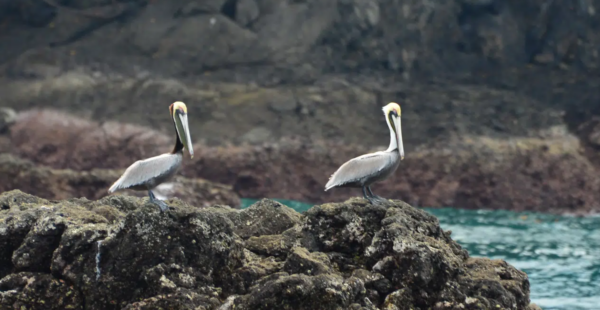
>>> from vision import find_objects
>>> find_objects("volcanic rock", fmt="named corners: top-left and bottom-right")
top-left (0, 190), bottom-right (536, 309)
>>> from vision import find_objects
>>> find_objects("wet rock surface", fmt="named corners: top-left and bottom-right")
top-left (0, 191), bottom-right (535, 309)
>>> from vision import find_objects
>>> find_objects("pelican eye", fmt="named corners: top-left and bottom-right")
top-left (389, 110), bottom-right (398, 117)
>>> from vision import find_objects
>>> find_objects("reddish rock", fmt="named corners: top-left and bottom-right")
top-left (8, 109), bottom-right (171, 170)
top-left (188, 134), bottom-right (600, 214)
top-left (0, 153), bottom-right (240, 208)
top-left (3, 109), bottom-right (598, 214)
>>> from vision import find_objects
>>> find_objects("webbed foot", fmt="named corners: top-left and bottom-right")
top-left (372, 195), bottom-right (388, 202)
top-left (148, 190), bottom-right (169, 212)
top-left (153, 200), bottom-right (169, 212)
top-left (366, 196), bottom-right (383, 205)
top-left (366, 187), bottom-right (387, 204)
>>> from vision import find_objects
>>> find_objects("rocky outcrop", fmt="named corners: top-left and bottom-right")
top-left (0, 153), bottom-right (241, 208)
top-left (0, 190), bottom-right (537, 309)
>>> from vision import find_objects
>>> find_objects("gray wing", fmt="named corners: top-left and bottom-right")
top-left (108, 153), bottom-right (181, 192)
top-left (325, 151), bottom-right (394, 190)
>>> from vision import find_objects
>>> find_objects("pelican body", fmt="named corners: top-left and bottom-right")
top-left (325, 102), bottom-right (404, 204)
top-left (108, 101), bottom-right (194, 212)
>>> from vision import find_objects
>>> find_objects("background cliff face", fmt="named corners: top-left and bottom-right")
top-left (1, 0), bottom-right (600, 212)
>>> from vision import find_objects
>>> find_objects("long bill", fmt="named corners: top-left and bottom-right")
top-left (175, 113), bottom-right (194, 158)
top-left (395, 116), bottom-right (404, 160)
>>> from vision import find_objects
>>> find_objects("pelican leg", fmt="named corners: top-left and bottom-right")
top-left (148, 190), bottom-right (169, 212)
top-left (367, 186), bottom-right (387, 202)
top-left (362, 186), bottom-right (377, 204)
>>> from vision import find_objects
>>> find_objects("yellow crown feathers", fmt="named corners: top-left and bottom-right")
top-left (383, 102), bottom-right (401, 115)
top-left (170, 101), bottom-right (188, 115)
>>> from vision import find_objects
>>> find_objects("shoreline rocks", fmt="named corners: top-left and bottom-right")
top-left (2, 108), bottom-right (598, 214)
top-left (189, 132), bottom-right (600, 215)
top-left (0, 190), bottom-right (537, 309)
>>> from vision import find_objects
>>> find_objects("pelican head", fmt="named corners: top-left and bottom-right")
top-left (383, 102), bottom-right (404, 159)
top-left (170, 101), bottom-right (194, 158)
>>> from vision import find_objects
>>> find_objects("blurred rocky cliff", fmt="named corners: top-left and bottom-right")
top-left (1, 0), bottom-right (600, 213)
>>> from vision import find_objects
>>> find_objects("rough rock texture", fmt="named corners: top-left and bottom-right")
top-left (0, 153), bottom-right (241, 208)
top-left (3, 0), bottom-right (600, 76)
top-left (0, 190), bottom-right (536, 309)
top-left (221, 198), bottom-right (303, 239)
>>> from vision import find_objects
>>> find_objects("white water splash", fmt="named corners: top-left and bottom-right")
top-left (95, 240), bottom-right (102, 281)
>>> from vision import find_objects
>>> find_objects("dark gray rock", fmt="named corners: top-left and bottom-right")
top-left (224, 198), bottom-right (303, 239)
top-left (223, 274), bottom-right (366, 310)
top-left (236, 0), bottom-right (260, 26)
top-left (0, 191), bottom-right (534, 309)
top-left (0, 272), bottom-right (83, 309)
top-left (176, 0), bottom-right (228, 16)
top-left (283, 247), bottom-right (332, 276)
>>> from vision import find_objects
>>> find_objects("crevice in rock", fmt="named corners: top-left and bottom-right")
top-left (457, 0), bottom-right (502, 27)
top-left (221, 0), bottom-right (237, 20)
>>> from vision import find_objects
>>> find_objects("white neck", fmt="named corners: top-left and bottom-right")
top-left (386, 116), bottom-right (398, 152)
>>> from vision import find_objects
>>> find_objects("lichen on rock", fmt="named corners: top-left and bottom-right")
top-left (0, 191), bottom-right (534, 309)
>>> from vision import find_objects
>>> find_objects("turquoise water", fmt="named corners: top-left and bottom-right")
top-left (241, 199), bottom-right (600, 310)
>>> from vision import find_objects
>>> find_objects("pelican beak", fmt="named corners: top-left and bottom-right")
top-left (175, 112), bottom-right (194, 158)
top-left (395, 115), bottom-right (404, 160)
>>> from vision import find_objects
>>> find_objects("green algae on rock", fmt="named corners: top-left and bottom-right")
top-left (0, 191), bottom-right (536, 309)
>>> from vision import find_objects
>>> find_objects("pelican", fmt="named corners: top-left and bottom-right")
top-left (108, 101), bottom-right (194, 212)
top-left (325, 102), bottom-right (404, 204)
